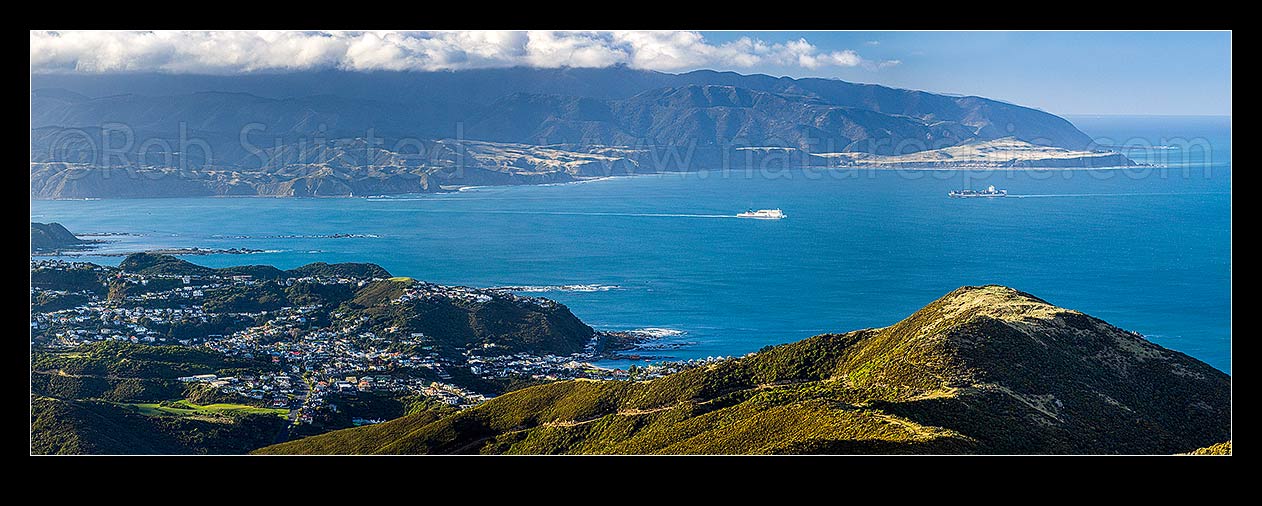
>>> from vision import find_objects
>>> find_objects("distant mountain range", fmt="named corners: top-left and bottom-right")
top-left (31, 67), bottom-right (1130, 199)
top-left (258, 285), bottom-right (1231, 455)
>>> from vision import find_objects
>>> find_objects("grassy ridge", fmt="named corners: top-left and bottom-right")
top-left (263, 330), bottom-right (975, 455)
top-left (120, 401), bottom-right (288, 417)
top-left (259, 286), bottom-right (1231, 455)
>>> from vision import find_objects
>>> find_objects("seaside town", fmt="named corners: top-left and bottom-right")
top-left (31, 258), bottom-right (726, 428)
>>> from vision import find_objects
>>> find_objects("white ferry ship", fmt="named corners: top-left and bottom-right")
top-left (948, 185), bottom-right (1008, 198)
top-left (736, 209), bottom-right (787, 219)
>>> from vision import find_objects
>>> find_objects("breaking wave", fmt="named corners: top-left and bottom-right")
top-left (626, 327), bottom-right (686, 339)
top-left (491, 284), bottom-right (622, 293)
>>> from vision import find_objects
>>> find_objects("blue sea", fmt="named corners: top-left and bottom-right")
top-left (30, 116), bottom-right (1232, 373)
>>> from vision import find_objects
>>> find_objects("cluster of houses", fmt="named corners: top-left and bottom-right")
top-left (422, 381), bottom-right (486, 406)
top-left (394, 281), bottom-right (562, 312)
top-left (33, 302), bottom-right (218, 347)
top-left (465, 350), bottom-right (629, 381)
top-left (186, 290), bottom-right (500, 421)
top-left (32, 259), bottom-right (729, 428)
top-left (32, 259), bottom-right (108, 271)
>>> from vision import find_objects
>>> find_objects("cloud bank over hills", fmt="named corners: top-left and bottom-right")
top-left (30, 30), bottom-right (897, 74)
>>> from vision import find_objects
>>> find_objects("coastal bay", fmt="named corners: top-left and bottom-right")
top-left (30, 116), bottom-right (1232, 374)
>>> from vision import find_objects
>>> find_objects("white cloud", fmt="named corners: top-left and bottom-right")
top-left (611, 31), bottom-right (710, 70)
top-left (30, 30), bottom-right (896, 74)
top-left (30, 31), bottom-right (351, 73)
top-left (525, 31), bottom-right (627, 68)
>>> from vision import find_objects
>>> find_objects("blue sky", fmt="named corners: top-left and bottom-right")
top-left (701, 31), bottom-right (1232, 116)
top-left (31, 30), bottom-right (1231, 116)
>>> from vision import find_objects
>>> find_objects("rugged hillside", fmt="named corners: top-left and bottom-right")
top-left (258, 286), bottom-right (1230, 455)
top-left (30, 67), bottom-right (1094, 150)
top-left (465, 84), bottom-right (1080, 153)
top-left (30, 81), bottom-right (1090, 156)
top-left (345, 279), bottom-right (597, 359)
top-left (31, 222), bottom-right (93, 252)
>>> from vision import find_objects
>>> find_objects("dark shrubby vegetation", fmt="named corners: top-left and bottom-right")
top-left (217, 264), bottom-right (287, 280)
top-left (31, 372), bottom-right (189, 402)
top-left (119, 253), bottom-right (215, 276)
top-left (118, 253), bottom-right (389, 280)
top-left (347, 280), bottom-right (595, 360)
top-left (30, 342), bottom-right (278, 412)
top-left (288, 262), bottom-right (390, 279)
top-left (145, 313), bottom-right (257, 340)
top-left (30, 342), bottom-right (286, 454)
top-left (31, 265), bottom-right (108, 295)
top-left (32, 291), bottom-right (90, 312)
top-left (306, 393), bottom-right (459, 432)
top-left (202, 281), bottom-right (289, 313)
top-left (31, 397), bottom-right (287, 455)
top-left (32, 342), bottom-right (272, 379)
top-left (285, 281), bottom-right (356, 307)
top-left (107, 277), bottom-right (185, 300)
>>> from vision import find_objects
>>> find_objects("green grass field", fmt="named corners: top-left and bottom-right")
top-left (387, 277), bottom-right (414, 283)
top-left (121, 400), bottom-right (288, 418)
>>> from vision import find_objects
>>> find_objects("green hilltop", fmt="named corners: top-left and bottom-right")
top-left (258, 285), bottom-right (1231, 455)
top-left (31, 222), bottom-right (93, 253)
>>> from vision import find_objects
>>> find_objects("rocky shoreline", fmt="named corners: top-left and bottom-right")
top-left (596, 328), bottom-right (693, 361)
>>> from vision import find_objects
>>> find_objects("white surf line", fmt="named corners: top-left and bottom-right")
top-left (1011, 191), bottom-right (1230, 199)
